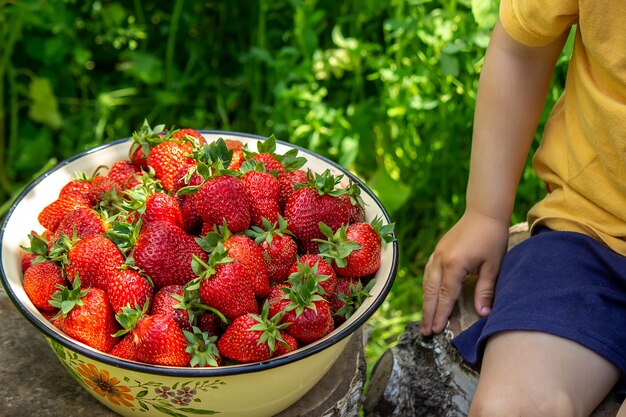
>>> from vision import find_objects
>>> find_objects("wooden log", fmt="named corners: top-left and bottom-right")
top-left (364, 223), bottom-right (621, 417)
top-left (364, 321), bottom-right (477, 417)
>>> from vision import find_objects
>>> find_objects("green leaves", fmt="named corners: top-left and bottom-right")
top-left (28, 77), bottom-right (63, 130)
top-left (471, 0), bottom-right (499, 29)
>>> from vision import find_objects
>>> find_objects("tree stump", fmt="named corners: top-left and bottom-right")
top-left (364, 223), bottom-right (621, 417)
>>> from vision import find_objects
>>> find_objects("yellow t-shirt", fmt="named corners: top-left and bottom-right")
top-left (500, 0), bottom-right (626, 255)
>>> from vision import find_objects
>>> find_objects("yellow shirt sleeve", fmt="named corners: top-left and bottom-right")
top-left (500, 0), bottom-right (578, 46)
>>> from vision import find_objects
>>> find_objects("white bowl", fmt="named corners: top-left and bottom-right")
top-left (0, 131), bottom-right (398, 417)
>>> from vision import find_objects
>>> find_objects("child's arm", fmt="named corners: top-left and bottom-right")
top-left (421, 19), bottom-right (569, 336)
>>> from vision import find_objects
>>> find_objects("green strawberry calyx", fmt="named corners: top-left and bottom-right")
top-left (183, 326), bottom-right (221, 367)
top-left (244, 134), bottom-right (306, 173)
top-left (47, 229), bottom-right (81, 270)
top-left (334, 279), bottom-right (375, 320)
top-left (19, 232), bottom-right (51, 266)
top-left (282, 261), bottom-right (329, 317)
top-left (194, 220), bottom-right (233, 253)
top-left (245, 215), bottom-right (294, 246)
top-left (49, 275), bottom-right (89, 320)
top-left (314, 222), bottom-right (363, 268)
top-left (248, 301), bottom-right (290, 354)
top-left (189, 242), bottom-right (233, 282)
top-left (343, 180), bottom-right (366, 211)
top-left (104, 218), bottom-right (143, 260)
top-left (295, 169), bottom-right (347, 197)
top-left (117, 171), bottom-right (164, 215)
top-left (112, 300), bottom-right (151, 337)
top-left (368, 216), bottom-right (397, 245)
top-left (129, 120), bottom-right (169, 158)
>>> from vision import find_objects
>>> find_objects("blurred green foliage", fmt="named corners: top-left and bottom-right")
top-left (1, 0), bottom-right (569, 371)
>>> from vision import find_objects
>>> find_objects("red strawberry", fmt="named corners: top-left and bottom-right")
top-left (133, 220), bottom-right (206, 288)
top-left (240, 163), bottom-right (282, 227)
top-left (59, 179), bottom-right (91, 199)
top-left (128, 121), bottom-right (168, 170)
top-left (289, 254), bottom-right (337, 298)
top-left (63, 234), bottom-right (125, 290)
top-left (267, 284), bottom-right (291, 314)
top-left (172, 128), bottom-right (206, 145)
top-left (339, 181), bottom-right (366, 223)
top-left (217, 302), bottom-right (291, 363)
top-left (150, 285), bottom-right (192, 332)
top-left (339, 196), bottom-right (365, 224)
top-left (280, 298), bottom-right (334, 345)
top-left (172, 163), bottom-right (204, 234)
top-left (23, 261), bottom-right (65, 311)
top-left (195, 174), bottom-right (251, 233)
top-left (143, 192), bottom-right (184, 228)
top-left (222, 233), bottom-right (270, 298)
top-left (329, 278), bottom-right (374, 326)
top-left (113, 301), bottom-right (191, 366)
top-left (133, 314), bottom-right (191, 366)
top-left (38, 194), bottom-right (91, 232)
top-left (193, 245), bottom-right (258, 320)
top-left (251, 135), bottom-right (308, 209)
top-left (130, 145), bottom-right (149, 171)
top-left (225, 139), bottom-right (245, 170)
top-left (283, 169), bottom-right (350, 254)
top-left (40, 309), bottom-right (59, 322)
top-left (253, 153), bottom-right (285, 174)
top-left (147, 140), bottom-right (195, 192)
top-left (20, 231), bottom-right (50, 272)
top-left (22, 252), bottom-right (39, 273)
top-left (51, 277), bottom-right (120, 352)
top-left (51, 208), bottom-right (105, 243)
top-left (278, 169), bottom-right (308, 209)
top-left (88, 175), bottom-right (123, 207)
top-left (197, 312), bottom-right (224, 337)
top-left (317, 217), bottom-right (395, 278)
top-left (272, 331), bottom-right (298, 357)
top-left (108, 160), bottom-right (141, 188)
top-left (268, 265), bottom-right (334, 344)
top-left (246, 216), bottom-right (298, 284)
top-left (107, 268), bottom-right (153, 314)
top-left (109, 333), bottom-right (139, 361)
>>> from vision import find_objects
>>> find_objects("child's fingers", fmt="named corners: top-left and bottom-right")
top-left (421, 254), bottom-right (442, 336)
top-left (474, 261), bottom-right (499, 316)
top-left (421, 253), bottom-right (466, 335)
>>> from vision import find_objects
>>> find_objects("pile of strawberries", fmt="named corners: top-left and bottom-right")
top-left (20, 122), bottom-right (395, 367)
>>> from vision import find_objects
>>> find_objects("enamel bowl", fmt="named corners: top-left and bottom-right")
top-left (0, 131), bottom-right (398, 417)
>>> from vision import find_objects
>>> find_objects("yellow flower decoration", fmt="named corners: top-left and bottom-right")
top-left (77, 363), bottom-right (134, 408)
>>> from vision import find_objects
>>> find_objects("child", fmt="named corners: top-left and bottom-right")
top-left (420, 1), bottom-right (626, 415)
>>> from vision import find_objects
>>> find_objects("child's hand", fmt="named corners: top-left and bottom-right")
top-left (420, 209), bottom-right (509, 336)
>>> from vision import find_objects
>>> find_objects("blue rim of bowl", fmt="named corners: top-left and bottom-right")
top-left (0, 130), bottom-right (398, 377)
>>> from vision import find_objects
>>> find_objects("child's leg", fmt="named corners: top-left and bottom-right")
top-left (617, 400), bottom-right (626, 416)
top-left (469, 331), bottom-right (620, 417)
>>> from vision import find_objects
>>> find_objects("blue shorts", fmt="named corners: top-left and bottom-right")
top-left (452, 228), bottom-right (626, 399)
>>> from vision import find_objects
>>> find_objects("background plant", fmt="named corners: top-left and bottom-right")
top-left (0, 0), bottom-right (570, 374)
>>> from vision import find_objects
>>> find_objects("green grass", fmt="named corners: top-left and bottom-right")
top-left (1, 0), bottom-right (570, 377)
